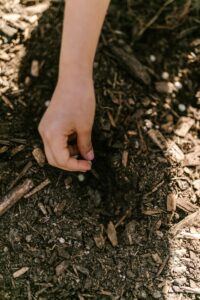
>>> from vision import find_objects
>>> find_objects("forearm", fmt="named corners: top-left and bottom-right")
top-left (59, 0), bottom-right (110, 79)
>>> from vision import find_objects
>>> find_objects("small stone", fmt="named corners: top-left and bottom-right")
top-left (162, 72), bottom-right (169, 80)
top-left (45, 100), bottom-right (50, 107)
top-left (178, 103), bottom-right (186, 112)
top-left (150, 55), bottom-right (156, 62)
top-left (58, 237), bottom-right (65, 244)
top-left (64, 177), bottom-right (72, 189)
top-left (144, 119), bottom-right (153, 129)
top-left (78, 174), bottom-right (85, 182)
top-left (174, 81), bottom-right (183, 90)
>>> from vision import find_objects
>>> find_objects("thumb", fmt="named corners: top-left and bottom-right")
top-left (77, 129), bottom-right (94, 161)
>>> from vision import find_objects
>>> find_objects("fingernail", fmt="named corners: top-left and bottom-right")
top-left (86, 149), bottom-right (94, 161)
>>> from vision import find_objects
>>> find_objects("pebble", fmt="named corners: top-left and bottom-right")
top-left (78, 174), bottom-right (85, 182)
top-left (25, 235), bottom-right (32, 242)
top-left (162, 72), bottom-right (169, 80)
top-left (58, 237), bottom-right (65, 244)
top-left (178, 103), bottom-right (186, 112)
top-left (174, 81), bottom-right (183, 90)
top-left (45, 100), bottom-right (50, 107)
top-left (150, 55), bottom-right (156, 62)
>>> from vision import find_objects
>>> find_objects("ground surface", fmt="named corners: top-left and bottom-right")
top-left (0, 1), bottom-right (200, 299)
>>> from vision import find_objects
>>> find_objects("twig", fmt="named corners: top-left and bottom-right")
top-left (8, 161), bottom-right (32, 190)
top-left (0, 179), bottom-right (34, 216)
top-left (137, 0), bottom-right (175, 39)
top-left (156, 255), bottom-right (170, 277)
top-left (24, 178), bottom-right (50, 198)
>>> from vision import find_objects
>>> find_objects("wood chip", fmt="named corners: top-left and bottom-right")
top-left (0, 19), bottom-right (17, 37)
top-left (174, 116), bottom-right (195, 137)
top-left (1, 95), bottom-right (14, 110)
top-left (54, 200), bottom-right (66, 217)
top-left (0, 179), bottom-right (34, 216)
top-left (13, 267), bottom-right (29, 278)
top-left (155, 81), bottom-right (174, 94)
top-left (169, 209), bottom-right (200, 236)
top-left (182, 153), bottom-right (200, 166)
top-left (0, 146), bottom-right (9, 154)
top-left (30, 60), bottom-right (40, 77)
top-left (176, 197), bottom-right (199, 213)
top-left (148, 129), bottom-right (168, 150)
top-left (32, 147), bottom-right (45, 167)
top-left (193, 179), bottom-right (200, 190)
top-left (24, 2), bottom-right (50, 15)
top-left (152, 253), bottom-right (163, 264)
top-left (165, 140), bottom-right (184, 162)
top-left (10, 144), bottom-right (25, 157)
top-left (107, 221), bottom-right (118, 247)
top-left (122, 150), bottom-right (128, 167)
top-left (94, 225), bottom-right (105, 249)
top-left (167, 193), bottom-right (177, 212)
top-left (142, 208), bottom-right (163, 215)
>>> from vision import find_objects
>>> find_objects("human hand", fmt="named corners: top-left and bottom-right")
top-left (38, 74), bottom-right (95, 172)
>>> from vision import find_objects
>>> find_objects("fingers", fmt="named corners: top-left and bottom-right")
top-left (41, 132), bottom-right (92, 172)
top-left (77, 128), bottom-right (94, 161)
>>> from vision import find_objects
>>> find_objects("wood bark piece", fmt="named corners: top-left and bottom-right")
top-left (0, 179), bottom-right (34, 216)
top-left (110, 46), bottom-right (151, 85)
top-left (169, 209), bottom-right (200, 236)
top-left (32, 147), bottom-right (45, 167)
top-left (174, 117), bottom-right (195, 137)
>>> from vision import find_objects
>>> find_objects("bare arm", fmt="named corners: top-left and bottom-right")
top-left (39, 0), bottom-right (110, 172)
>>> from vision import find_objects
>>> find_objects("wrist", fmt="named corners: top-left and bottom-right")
top-left (58, 61), bottom-right (93, 81)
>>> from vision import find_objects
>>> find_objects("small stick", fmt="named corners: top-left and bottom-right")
top-left (0, 179), bottom-right (34, 216)
top-left (156, 255), bottom-right (170, 277)
top-left (8, 161), bottom-right (32, 190)
top-left (24, 178), bottom-right (50, 198)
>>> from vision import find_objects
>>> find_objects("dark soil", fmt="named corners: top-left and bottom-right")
top-left (0, 1), bottom-right (200, 299)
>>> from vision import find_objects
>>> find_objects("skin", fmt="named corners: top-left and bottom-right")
top-left (39, 0), bottom-right (111, 172)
